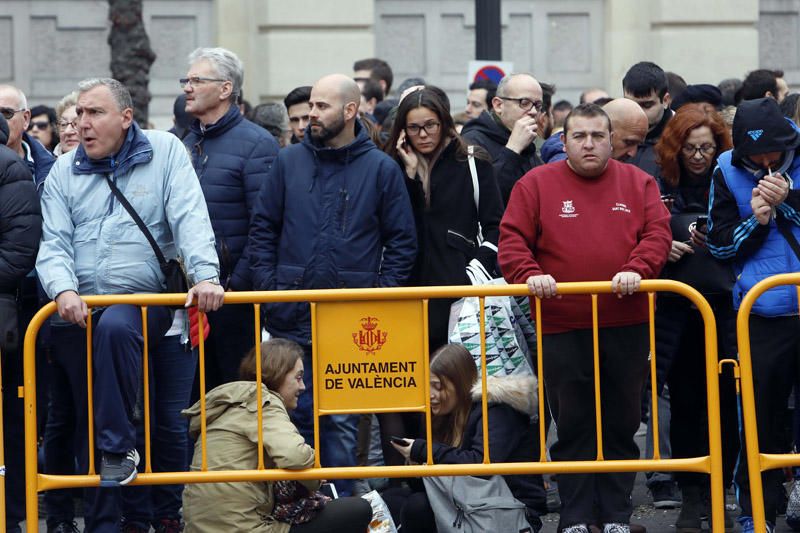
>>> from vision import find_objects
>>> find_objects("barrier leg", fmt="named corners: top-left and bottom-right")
top-left (24, 332), bottom-right (39, 532)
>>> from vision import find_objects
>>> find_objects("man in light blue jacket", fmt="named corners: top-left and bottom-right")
top-left (36, 78), bottom-right (223, 533)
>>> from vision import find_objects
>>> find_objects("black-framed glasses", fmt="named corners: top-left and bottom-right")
top-left (0, 107), bottom-right (25, 120)
top-left (497, 96), bottom-right (543, 112)
top-left (681, 143), bottom-right (717, 157)
top-left (406, 121), bottom-right (441, 136)
top-left (179, 77), bottom-right (227, 89)
top-left (58, 119), bottom-right (78, 131)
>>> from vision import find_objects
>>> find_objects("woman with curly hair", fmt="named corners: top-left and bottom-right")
top-left (654, 103), bottom-right (739, 532)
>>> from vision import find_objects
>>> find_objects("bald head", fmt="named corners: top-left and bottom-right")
top-left (0, 85), bottom-right (30, 155)
top-left (603, 98), bottom-right (648, 161)
top-left (308, 74), bottom-right (361, 148)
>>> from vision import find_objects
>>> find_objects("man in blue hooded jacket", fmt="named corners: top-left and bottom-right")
top-left (37, 78), bottom-right (223, 532)
top-left (707, 97), bottom-right (800, 533)
top-left (249, 73), bottom-right (416, 496)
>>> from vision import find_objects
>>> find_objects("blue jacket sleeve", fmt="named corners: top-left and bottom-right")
top-left (230, 133), bottom-right (279, 290)
top-left (248, 156), bottom-right (285, 291)
top-left (377, 159), bottom-right (417, 287)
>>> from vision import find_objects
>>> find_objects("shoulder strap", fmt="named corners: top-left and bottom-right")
top-left (467, 145), bottom-right (484, 244)
top-left (104, 175), bottom-right (168, 266)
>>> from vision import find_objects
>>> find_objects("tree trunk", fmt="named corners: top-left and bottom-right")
top-left (108, 0), bottom-right (156, 126)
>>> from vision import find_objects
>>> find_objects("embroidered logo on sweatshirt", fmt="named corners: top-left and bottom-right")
top-left (560, 200), bottom-right (579, 218)
top-left (612, 202), bottom-right (631, 213)
top-left (747, 129), bottom-right (764, 141)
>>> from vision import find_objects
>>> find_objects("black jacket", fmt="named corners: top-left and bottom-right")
top-left (0, 144), bottom-right (42, 294)
top-left (630, 109), bottom-right (672, 177)
top-left (409, 375), bottom-right (546, 515)
top-left (461, 111), bottom-right (543, 206)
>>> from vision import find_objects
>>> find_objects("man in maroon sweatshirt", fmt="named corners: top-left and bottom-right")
top-left (498, 103), bottom-right (672, 533)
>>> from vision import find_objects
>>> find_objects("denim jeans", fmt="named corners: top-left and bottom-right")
top-left (292, 345), bottom-right (359, 497)
top-left (123, 334), bottom-right (197, 526)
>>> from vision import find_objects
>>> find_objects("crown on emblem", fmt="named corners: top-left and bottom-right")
top-left (360, 316), bottom-right (379, 331)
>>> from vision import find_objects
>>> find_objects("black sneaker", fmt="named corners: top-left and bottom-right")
top-left (48, 522), bottom-right (80, 533)
top-left (99, 448), bottom-right (139, 487)
top-left (650, 480), bottom-right (682, 509)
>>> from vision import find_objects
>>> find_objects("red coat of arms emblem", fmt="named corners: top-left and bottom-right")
top-left (352, 316), bottom-right (388, 354)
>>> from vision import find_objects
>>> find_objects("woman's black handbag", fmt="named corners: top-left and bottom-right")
top-left (104, 176), bottom-right (189, 295)
top-left (661, 212), bottom-right (735, 295)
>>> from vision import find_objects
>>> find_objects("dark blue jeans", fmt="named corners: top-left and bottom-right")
top-left (292, 344), bottom-right (359, 497)
top-left (123, 334), bottom-right (197, 526)
top-left (44, 304), bottom-right (170, 533)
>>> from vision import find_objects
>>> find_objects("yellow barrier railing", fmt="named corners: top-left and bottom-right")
top-left (22, 280), bottom-right (725, 531)
top-left (736, 272), bottom-right (800, 531)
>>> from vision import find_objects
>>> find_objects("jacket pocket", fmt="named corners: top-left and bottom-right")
top-left (337, 269), bottom-right (379, 289)
top-left (446, 229), bottom-right (476, 255)
top-left (265, 264), bottom-right (304, 332)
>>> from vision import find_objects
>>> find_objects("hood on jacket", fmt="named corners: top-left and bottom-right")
top-left (732, 97), bottom-right (800, 168)
top-left (301, 117), bottom-right (376, 160)
top-left (73, 121), bottom-right (153, 177)
top-left (461, 110), bottom-right (511, 146)
top-left (469, 374), bottom-right (539, 419)
top-left (540, 132), bottom-right (567, 163)
top-left (0, 114), bottom-right (8, 146)
top-left (182, 381), bottom-right (278, 436)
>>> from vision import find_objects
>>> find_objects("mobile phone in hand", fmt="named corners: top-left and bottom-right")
top-left (696, 215), bottom-right (708, 232)
top-left (390, 436), bottom-right (409, 445)
top-left (320, 482), bottom-right (338, 499)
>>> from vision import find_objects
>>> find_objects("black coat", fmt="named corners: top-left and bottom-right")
top-left (401, 138), bottom-right (503, 348)
top-left (461, 111), bottom-right (543, 206)
top-left (0, 145), bottom-right (42, 295)
top-left (409, 375), bottom-right (546, 515)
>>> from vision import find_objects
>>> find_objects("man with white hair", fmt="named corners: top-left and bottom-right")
top-left (0, 84), bottom-right (55, 192)
top-left (182, 47), bottom-right (279, 394)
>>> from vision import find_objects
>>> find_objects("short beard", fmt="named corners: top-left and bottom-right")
top-left (310, 112), bottom-right (346, 143)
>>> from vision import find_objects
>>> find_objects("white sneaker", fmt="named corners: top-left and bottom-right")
top-left (603, 524), bottom-right (631, 533)
top-left (562, 525), bottom-right (590, 533)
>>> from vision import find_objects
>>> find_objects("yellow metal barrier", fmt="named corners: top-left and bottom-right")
top-left (22, 280), bottom-right (726, 531)
top-left (736, 272), bottom-right (800, 532)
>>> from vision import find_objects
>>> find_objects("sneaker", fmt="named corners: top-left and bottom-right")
top-left (154, 518), bottom-right (184, 533)
top-left (650, 480), bottom-right (682, 509)
top-left (788, 480), bottom-right (800, 531)
top-left (737, 515), bottom-right (775, 533)
top-left (99, 448), bottom-right (139, 486)
top-left (562, 525), bottom-right (590, 533)
top-left (603, 524), bottom-right (630, 533)
top-left (48, 522), bottom-right (80, 533)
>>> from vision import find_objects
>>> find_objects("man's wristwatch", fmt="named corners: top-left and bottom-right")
top-left (204, 276), bottom-right (221, 285)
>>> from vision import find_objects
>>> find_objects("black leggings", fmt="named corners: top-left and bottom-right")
top-left (289, 497), bottom-right (373, 533)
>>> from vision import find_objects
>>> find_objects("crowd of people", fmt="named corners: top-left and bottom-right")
top-left (1, 47), bottom-right (799, 533)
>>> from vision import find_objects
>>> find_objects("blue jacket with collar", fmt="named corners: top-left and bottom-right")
top-left (36, 123), bottom-right (219, 300)
top-left (183, 104), bottom-right (279, 290)
top-left (248, 120), bottom-right (417, 345)
top-left (22, 131), bottom-right (55, 195)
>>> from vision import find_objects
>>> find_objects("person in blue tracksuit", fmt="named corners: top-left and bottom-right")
top-left (248, 73), bottom-right (416, 497)
top-left (707, 97), bottom-right (800, 533)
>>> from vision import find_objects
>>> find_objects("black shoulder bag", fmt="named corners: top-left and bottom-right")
top-left (104, 176), bottom-right (189, 295)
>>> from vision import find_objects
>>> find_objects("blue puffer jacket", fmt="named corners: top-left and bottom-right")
top-left (183, 104), bottom-right (279, 290)
top-left (248, 120), bottom-right (417, 345)
top-left (22, 131), bottom-right (55, 195)
top-left (713, 150), bottom-right (800, 315)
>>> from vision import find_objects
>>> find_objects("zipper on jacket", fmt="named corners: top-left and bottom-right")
top-left (447, 229), bottom-right (476, 248)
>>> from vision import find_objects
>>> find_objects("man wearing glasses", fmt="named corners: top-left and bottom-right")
top-left (461, 73), bottom-right (545, 206)
top-left (181, 47), bottom-right (279, 394)
top-left (0, 85), bottom-right (55, 194)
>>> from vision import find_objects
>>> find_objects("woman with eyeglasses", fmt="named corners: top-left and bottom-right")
top-left (53, 92), bottom-right (79, 156)
top-left (385, 86), bottom-right (503, 351)
top-left (653, 103), bottom-right (739, 532)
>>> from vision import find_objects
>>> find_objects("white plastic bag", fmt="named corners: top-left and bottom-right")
top-left (361, 489), bottom-right (398, 533)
